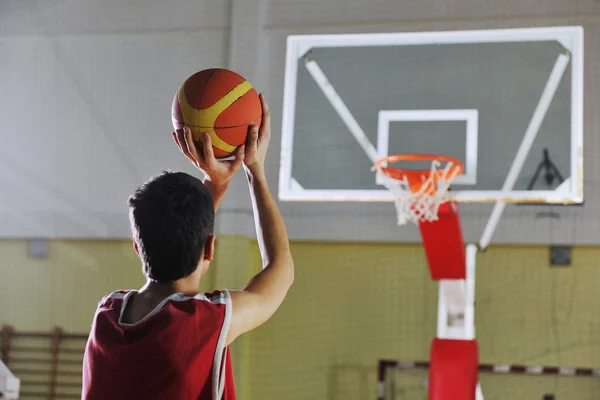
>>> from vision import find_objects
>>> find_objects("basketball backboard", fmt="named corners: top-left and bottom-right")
top-left (279, 27), bottom-right (583, 204)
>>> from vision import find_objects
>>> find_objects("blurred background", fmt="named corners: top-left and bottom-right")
top-left (1, 1), bottom-right (599, 399)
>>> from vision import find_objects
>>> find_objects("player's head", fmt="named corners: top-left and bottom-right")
top-left (128, 171), bottom-right (215, 282)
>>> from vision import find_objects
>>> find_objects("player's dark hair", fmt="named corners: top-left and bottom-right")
top-left (128, 171), bottom-right (214, 281)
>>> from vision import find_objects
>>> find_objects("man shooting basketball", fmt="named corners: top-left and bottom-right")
top-left (82, 94), bottom-right (294, 399)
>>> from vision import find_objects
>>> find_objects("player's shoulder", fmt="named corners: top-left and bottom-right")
top-left (97, 289), bottom-right (133, 308)
top-left (172, 290), bottom-right (231, 322)
top-left (200, 289), bottom-right (231, 305)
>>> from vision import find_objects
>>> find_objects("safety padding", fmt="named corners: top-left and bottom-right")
top-left (419, 202), bottom-right (466, 280)
top-left (429, 338), bottom-right (479, 400)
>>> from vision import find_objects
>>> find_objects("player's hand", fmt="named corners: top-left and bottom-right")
top-left (172, 126), bottom-right (245, 188)
top-left (244, 94), bottom-right (271, 178)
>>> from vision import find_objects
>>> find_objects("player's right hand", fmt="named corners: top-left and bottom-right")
top-left (172, 127), bottom-right (245, 188)
top-left (243, 94), bottom-right (271, 176)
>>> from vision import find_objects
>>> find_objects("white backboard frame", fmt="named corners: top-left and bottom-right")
top-left (279, 26), bottom-right (584, 204)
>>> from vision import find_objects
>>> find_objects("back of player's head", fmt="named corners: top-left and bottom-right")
top-left (128, 171), bottom-right (214, 281)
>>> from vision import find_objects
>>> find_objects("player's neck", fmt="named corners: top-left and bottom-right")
top-left (140, 275), bottom-right (201, 297)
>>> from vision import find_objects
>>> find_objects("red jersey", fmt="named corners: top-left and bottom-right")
top-left (82, 289), bottom-right (235, 400)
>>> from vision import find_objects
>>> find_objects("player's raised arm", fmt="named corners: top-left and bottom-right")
top-left (227, 94), bottom-right (294, 345)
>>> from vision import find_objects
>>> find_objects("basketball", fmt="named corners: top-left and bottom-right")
top-left (171, 68), bottom-right (262, 158)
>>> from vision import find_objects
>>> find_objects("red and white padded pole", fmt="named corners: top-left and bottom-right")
top-left (429, 338), bottom-right (479, 400)
top-left (418, 202), bottom-right (482, 399)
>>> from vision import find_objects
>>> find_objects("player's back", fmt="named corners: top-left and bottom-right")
top-left (82, 290), bottom-right (235, 400)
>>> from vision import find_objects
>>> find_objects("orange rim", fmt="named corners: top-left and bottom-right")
top-left (374, 154), bottom-right (464, 193)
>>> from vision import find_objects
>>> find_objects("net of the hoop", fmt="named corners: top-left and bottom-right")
top-left (372, 160), bottom-right (462, 225)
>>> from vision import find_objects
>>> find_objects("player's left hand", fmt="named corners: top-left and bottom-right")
top-left (173, 127), bottom-right (245, 188)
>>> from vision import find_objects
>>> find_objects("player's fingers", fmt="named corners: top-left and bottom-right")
top-left (178, 130), bottom-right (204, 168)
top-left (172, 131), bottom-right (182, 149)
top-left (231, 145), bottom-right (245, 169)
top-left (245, 125), bottom-right (259, 155)
top-left (183, 127), bottom-right (202, 163)
top-left (173, 130), bottom-right (185, 151)
top-left (258, 93), bottom-right (271, 140)
top-left (180, 128), bottom-right (200, 167)
top-left (201, 133), bottom-right (217, 167)
top-left (175, 130), bottom-right (194, 161)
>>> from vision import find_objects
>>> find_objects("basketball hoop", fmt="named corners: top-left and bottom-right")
top-left (372, 154), bottom-right (463, 225)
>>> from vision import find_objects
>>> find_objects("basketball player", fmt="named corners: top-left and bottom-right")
top-left (82, 94), bottom-right (294, 399)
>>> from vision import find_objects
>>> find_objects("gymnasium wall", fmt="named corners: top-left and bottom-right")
top-left (0, 239), bottom-right (144, 331)
top-left (0, 0), bottom-right (233, 238)
top-left (2, 237), bottom-right (600, 399)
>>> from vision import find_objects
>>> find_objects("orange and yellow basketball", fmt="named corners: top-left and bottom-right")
top-left (171, 68), bottom-right (262, 158)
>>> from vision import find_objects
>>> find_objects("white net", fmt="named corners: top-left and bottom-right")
top-left (373, 160), bottom-right (462, 225)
